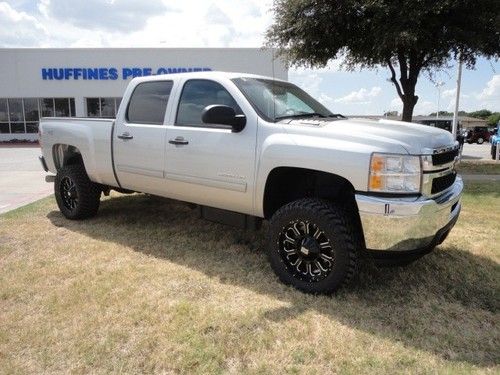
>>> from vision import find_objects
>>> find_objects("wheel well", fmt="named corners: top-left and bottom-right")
top-left (263, 167), bottom-right (358, 219)
top-left (52, 144), bottom-right (84, 170)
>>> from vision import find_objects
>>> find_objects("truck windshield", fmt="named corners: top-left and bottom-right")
top-left (232, 77), bottom-right (343, 122)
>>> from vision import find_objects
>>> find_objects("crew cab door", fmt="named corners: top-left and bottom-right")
top-left (164, 78), bottom-right (257, 215)
top-left (113, 80), bottom-right (174, 195)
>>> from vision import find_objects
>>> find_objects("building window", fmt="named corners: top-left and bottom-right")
top-left (86, 97), bottom-right (121, 118)
top-left (0, 99), bottom-right (9, 134)
top-left (55, 98), bottom-right (70, 117)
top-left (40, 98), bottom-right (54, 117)
top-left (8, 99), bottom-right (25, 133)
top-left (0, 97), bottom-right (75, 135)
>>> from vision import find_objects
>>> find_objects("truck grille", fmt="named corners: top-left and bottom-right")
top-left (431, 172), bottom-right (457, 194)
top-left (432, 148), bottom-right (459, 166)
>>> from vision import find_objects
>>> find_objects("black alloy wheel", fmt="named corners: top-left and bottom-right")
top-left (59, 176), bottom-right (79, 211)
top-left (54, 164), bottom-right (101, 220)
top-left (278, 220), bottom-right (334, 282)
top-left (268, 198), bottom-right (359, 294)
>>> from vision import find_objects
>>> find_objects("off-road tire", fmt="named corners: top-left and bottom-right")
top-left (267, 198), bottom-right (359, 294)
top-left (55, 164), bottom-right (101, 220)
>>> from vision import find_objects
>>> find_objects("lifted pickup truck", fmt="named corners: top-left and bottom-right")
top-left (39, 71), bottom-right (463, 293)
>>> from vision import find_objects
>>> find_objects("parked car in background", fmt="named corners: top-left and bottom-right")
top-left (416, 118), bottom-right (462, 139)
top-left (466, 126), bottom-right (490, 144)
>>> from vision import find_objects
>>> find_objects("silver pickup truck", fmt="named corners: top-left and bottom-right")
top-left (39, 71), bottom-right (463, 293)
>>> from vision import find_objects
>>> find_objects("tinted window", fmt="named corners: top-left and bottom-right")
top-left (176, 80), bottom-right (241, 126)
top-left (127, 81), bottom-right (173, 125)
top-left (100, 97), bottom-right (116, 118)
top-left (54, 98), bottom-right (70, 117)
top-left (26, 122), bottom-right (38, 133)
top-left (23, 98), bottom-right (39, 121)
top-left (0, 99), bottom-right (7, 121)
top-left (11, 123), bottom-right (25, 133)
top-left (86, 98), bottom-right (100, 117)
top-left (8, 99), bottom-right (23, 122)
top-left (0, 97), bottom-right (73, 134)
top-left (40, 99), bottom-right (54, 117)
top-left (0, 123), bottom-right (9, 133)
top-left (70, 98), bottom-right (76, 117)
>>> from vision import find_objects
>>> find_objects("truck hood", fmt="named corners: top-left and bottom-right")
top-left (284, 117), bottom-right (456, 155)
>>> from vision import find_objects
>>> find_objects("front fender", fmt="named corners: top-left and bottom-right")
top-left (254, 134), bottom-right (374, 217)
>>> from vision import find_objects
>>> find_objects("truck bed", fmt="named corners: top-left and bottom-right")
top-left (39, 117), bottom-right (118, 187)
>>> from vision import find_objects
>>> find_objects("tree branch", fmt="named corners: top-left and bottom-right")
top-left (386, 58), bottom-right (404, 100)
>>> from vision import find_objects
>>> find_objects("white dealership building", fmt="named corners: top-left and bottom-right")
top-left (0, 48), bottom-right (287, 141)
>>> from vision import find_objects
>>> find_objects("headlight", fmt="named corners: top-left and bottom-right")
top-left (368, 153), bottom-right (421, 193)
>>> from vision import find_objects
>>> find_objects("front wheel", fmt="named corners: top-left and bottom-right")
top-left (477, 137), bottom-right (484, 144)
top-left (54, 164), bottom-right (101, 220)
top-left (267, 198), bottom-right (359, 294)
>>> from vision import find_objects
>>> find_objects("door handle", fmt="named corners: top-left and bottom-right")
top-left (169, 137), bottom-right (189, 145)
top-left (117, 132), bottom-right (133, 140)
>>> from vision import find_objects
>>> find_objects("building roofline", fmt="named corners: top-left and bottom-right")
top-left (0, 47), bottom-right (276, 52)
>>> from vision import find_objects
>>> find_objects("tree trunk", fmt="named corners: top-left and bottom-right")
top-left (387, 53), bottom-right (422, 123)
top-left (401, 95), bottom-right (418, 122)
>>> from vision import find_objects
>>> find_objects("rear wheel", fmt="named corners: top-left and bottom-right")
top-left (267, 198), bottom-right (358, 294)
top-left (477, 137), bottom-right (484, 144)
top-left (55, 164), bottom-right (101, 220)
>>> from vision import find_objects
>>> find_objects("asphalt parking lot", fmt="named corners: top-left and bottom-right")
top-left (0, 145), bottom-right (53, 214)
top-left (461, 142), bottom-right (494, 160)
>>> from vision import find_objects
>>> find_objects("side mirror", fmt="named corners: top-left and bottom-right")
top-left (201, 105), bottom-right (246, 132)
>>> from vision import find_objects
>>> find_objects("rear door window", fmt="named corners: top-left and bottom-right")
top-left (127, 81), bottom-right (173, 125)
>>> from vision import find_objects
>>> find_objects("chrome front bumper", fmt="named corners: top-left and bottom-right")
top-left (356, 177), bottom-right (463, 251)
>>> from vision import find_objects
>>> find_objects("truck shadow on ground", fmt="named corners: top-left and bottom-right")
top-left (47, 194), bottom-right (499, 367)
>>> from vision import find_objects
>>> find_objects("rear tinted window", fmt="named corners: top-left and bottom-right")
top-left (127, 81), bottom-right (173, 124)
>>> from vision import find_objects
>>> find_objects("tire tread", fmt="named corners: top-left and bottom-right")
top-left (267, 198), bottom-right (359, 293)
top-left (54, 164), bottom-right (101, 220)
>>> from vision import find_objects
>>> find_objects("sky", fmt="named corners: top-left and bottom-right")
top-left (1, 0), bottom-right (499, 116)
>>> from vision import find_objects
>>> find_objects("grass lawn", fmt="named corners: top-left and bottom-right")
top-left (1, 183), bottom-right (499, 374)
top-left (457, 160), bottom-right (500, 175)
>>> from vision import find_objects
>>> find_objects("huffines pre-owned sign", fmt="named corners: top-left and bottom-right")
top-left (41, 67), bottom-right (212, 80)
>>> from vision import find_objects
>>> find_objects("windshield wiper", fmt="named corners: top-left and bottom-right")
top-left (275, 112), bottom-right (328, 120)
top-left (275, 112), bottom-right (346, 121)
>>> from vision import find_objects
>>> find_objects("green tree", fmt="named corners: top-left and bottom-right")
top-left (266, 0), bottom-right (500, 122)
top-left (469, 109), bottom-right (493, 119)
top-left (487, 113), bottom-right (500, 126)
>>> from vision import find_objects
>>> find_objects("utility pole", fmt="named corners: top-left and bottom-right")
top-left (435, 81), bottom-right (445, 119)
top-left (452, 60), bottom-right (463, 141)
